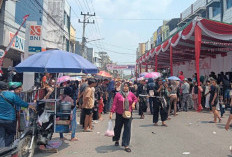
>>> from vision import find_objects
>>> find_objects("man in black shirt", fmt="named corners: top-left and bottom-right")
top-left (153, 79), bottom-right (167, 126)
top-left (209, 79), bottom-right (221, 123)
top-left (136, 79), bottom-right (148, 119)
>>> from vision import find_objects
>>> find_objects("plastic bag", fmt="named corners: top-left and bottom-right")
top-left (37, 111), bottom-right (51, 126)
top-left (105, 120), bottom-right (114, 137)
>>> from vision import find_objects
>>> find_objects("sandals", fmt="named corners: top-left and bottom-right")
top-left (161, 124), bottom-right (168, 127)
top-left (125, 147), bottom-right (131, 153)
top-left (70, 137), bottom-right (78, 142)
top-left (83, 129), bottom-right (93, 132)
top-left (115, 141), bottom-right (119, 146)
top-left (218, 119), bottom-right (222, 123)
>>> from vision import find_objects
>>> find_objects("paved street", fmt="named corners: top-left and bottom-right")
top-left (34, 110), bottom-right (232, 157)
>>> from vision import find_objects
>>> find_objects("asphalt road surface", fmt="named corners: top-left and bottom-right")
top-left (34, 110), bottom-right (232, 157)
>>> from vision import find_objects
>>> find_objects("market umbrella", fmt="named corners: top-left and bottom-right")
top-left (144, 72), bottom-right (161, 79)
top-left (151, 72), bottom-right (161, 77)
top-left (57, 76), bottom-right (71, 84)
top-left (139, 72), bottom-right (148, 77)
top-left (168, 76), bottom-right (180, 81)
top-left (15, 49), bottom-right (98, 73)
top-left (97, 71), bottom-right (112, 78)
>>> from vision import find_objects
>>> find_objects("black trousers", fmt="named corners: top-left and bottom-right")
top-left (139, 97), bottom-right (147, 115)
top-left (153, 98), bottom-right (167, 123)
top-left (113, 113), bottom-right (132, 147)
top-left (80, 109), bottom-right (85, 128)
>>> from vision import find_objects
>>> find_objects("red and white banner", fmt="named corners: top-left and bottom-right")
top-left (107, 64), bottom-right (135, 70)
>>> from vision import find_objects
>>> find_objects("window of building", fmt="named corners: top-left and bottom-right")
top-left (213, 6), bottom-right (220, 17)
top-left (227, 0), bottom-right (232, 9)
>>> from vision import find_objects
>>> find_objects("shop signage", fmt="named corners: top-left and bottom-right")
top-left (30, 25), bottom-right (41, 41)
top-left (26, 23), bottom-right (42, 53)
top-left (0, 49), bottom-right (4, 58)
top-left (9, 32), bottom-right (25, 52)
top-left (28, 46), bottom-right (42, 53)
top-left (107, 64), bottom-right (135, 70)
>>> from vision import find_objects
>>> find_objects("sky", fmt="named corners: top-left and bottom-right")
top-left (68, 0), bottom-right (197, 65)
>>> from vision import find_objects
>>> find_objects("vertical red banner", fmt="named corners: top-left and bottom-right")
top-left (155, 54), bottom-right (158, 72)
top-left (195, 25), bottom-right (202, 111)
top-left (145, 64), bottom-right (148, 72)
top-left (170, 45), bottom-right (173, 76)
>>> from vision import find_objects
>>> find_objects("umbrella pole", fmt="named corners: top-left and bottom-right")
top-left (54, 73), bottom-right (58, 133)
top-left (55, 73), bottom-right (58, 100)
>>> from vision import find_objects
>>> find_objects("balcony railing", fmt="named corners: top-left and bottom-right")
top-left (207, 0), bottom-right (220, 7)
top-left (193, 0), bottom-right (207, 13)
top-left (182, 5), bottom-right (192, 20)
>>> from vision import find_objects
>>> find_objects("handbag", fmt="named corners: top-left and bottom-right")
top-left (160, 97), bottom-right (167, 108)
top-left (122, 98), bottom-right (131, 119)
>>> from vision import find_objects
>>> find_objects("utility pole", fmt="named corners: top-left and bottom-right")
top-left (79, 12), bottom-right (95, 58)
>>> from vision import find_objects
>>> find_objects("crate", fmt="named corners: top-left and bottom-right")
top-left (55, 125), bottom-right (70, 133)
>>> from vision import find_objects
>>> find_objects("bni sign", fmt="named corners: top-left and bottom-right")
top-left (28, 25), bottom-right (42, 53)
top-left (30, 25), bottom-right (41, 41)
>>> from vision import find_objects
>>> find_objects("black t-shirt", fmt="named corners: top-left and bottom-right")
top-left (209, 85), bottom-right (219, 102)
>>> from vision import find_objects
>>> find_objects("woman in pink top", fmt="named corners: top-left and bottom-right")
top-left (109, 82), bottom-right (137, 153)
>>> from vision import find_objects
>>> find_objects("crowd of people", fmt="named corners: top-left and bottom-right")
top-left (0, 71), bottom-right (232, 154)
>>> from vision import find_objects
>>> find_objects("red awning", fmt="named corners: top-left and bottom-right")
top-left (137, 17), bottom-right (232, 69)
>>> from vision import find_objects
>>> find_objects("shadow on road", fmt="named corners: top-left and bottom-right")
top-left (216, 123), bottom-right (226, 129)
top-left (200, 121), bottom-right (211, 124)
top-left (95, 145), bottom-right (124, 153)
top-left (34, 137), bottom-right (70, 157)
top-left (140, 124), bottom-right (154, 127)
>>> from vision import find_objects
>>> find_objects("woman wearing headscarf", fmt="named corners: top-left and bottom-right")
top-left (109, 82), bottom-right (137, 153)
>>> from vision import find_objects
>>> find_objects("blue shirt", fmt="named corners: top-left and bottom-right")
top-left (107, 80), bottom-right (115, 92)
top-left (0, 91), bottom-right (28, 121)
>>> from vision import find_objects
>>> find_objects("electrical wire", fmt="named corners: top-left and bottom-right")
top-left (88, 43), bottom-right (136, 56)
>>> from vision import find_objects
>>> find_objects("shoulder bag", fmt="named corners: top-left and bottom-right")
top-left (122, 98), bottom-right (131, 119)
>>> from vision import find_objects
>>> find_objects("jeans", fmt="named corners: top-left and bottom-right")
top-left (219, 104), bottom-right (225, 117)
top-left (113, 113), bottom-right (132, 147)
top-left (60, 107), bottom-right (77, 139)
top-left (0, 119), bottom-right (16, 148)
top-left (149, 97), bottom-right (154, 114)
top-left (107, 92), bottom-right (113, 112)
top-left (182, 93), bottom-right (190, 111)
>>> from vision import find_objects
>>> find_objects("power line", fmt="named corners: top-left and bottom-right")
top-left (95, 17), bottom-right (164, 21)
top-left (101, 42), bottom-right (136, 51)
top-left (88, 43), bottom-right (136, 56)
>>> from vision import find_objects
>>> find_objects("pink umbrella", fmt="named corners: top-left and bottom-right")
top-left (144, 72), bottom-right (161, 79)
top-left (57, 76), bottom-right (71, 84)
top-left (151, 72), bottom-right (161, 78)
top-left (139, 72), bottom-right (148, 77)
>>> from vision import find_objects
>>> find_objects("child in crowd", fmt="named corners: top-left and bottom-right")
top-left (98, 93), bottom-right (104, 121)
top-left (204, 81), bottom-right (211, 110)
top-left (219, 95), bottom-right (225, 118)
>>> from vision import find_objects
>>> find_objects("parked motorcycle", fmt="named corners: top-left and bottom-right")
top-left (17, 101), bottom-right (54, 157)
